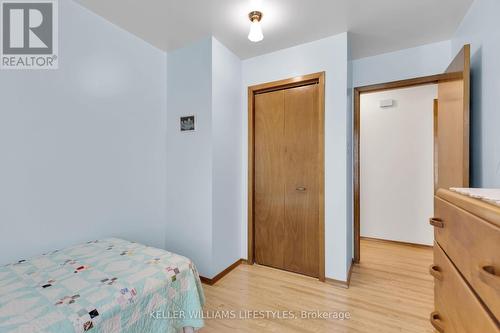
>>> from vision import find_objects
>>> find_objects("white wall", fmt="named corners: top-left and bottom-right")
top-left (0, 0), bottom-right (168, 265)
top-left (241, 34), bottom-right (351, 281)
top-left (352, 40), bottom-right (452, 87)
top-left (166, 38), bottom-right (214, 276)
top-left (166, 37), bottom-right (242, 278)
top-left (452, 0), bottom-right (500, 187)
top-left (211, 38), bottom-right (242, 275)
top-left (360, 85), bottom-right (436, 246)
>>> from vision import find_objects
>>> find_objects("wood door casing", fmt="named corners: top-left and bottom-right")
top-left (254, 84), bottom-right (320, 278)
top-left (254, 90), bottom-right (286, 270)
top-left (284, 85), bottom-right (320, 277)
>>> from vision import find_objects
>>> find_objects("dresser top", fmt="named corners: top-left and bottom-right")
top-left (450, 188), bottom-right (500, 207)
top-left (437, 188), bottom-right (500, 229)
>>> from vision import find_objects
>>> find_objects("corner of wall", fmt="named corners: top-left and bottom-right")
top-left (165, 36), bottom-right (242, 279)
top-left (346, 33), bottom-right (354, 266)
top-left (165, 37), bottom-right (214, 277)
top-left (210, 36), bottom-right (244, 278)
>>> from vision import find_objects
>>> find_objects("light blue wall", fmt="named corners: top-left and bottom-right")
top-left (352, 40), bottom-right (452, 87)
top-left (166, 37), bottom-right (242, 278)
top-left (166, 37), bottom-right (214, 276)
top-left (241, 34), bottom-right (351, 281)
top-left (5, 0), bottom-right (495, 282)
top-left (0, 0), bottom-right (168, 265)
top-left (211, 38), bottom-right (242, 276)
top-left (452, 0), bottom-right (500, 187)
top-left (168, 34), bottom-right (352, 280)
top-left (346, 34), bottom-right (354, 273)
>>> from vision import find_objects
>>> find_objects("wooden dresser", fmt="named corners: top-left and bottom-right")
top-left (430, 189), bottom-right (500, 332)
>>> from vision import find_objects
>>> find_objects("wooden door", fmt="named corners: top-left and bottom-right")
top-left (283, 85), bottom-right (320, 276)
top-left (436, 45), bottom-right (470, 189)
top-left (254, 84), bottom-right (320, 278)
top-left (254, 89), bottom-right (286, 270)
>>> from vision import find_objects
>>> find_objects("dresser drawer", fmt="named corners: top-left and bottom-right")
top-left (431, 243), bottom-right (499, 333)
top-left (433, 196), bottom-right (500, 319)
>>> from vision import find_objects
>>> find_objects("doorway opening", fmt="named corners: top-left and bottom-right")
top-left (359, 83), bottom-right (437, 251)
top-left (353, 45), bottom-right (470, 263)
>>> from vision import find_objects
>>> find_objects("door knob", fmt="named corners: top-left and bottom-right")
top-left (296, 186), bottom-right (306, 192)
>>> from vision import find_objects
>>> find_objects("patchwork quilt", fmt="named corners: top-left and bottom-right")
top-left (0, 238), bottom-right (205, 333)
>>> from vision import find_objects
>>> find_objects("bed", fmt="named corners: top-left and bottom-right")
top-left (0, 238), bottom-right (205, 333)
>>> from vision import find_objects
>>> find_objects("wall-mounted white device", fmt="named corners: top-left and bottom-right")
top-left (379, 99), bottom-right (394, 108)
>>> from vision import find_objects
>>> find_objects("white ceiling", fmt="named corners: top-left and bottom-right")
top-left (76, 0), bottom-right (473, 60)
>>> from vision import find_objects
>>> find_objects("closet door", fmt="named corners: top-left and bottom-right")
top-left (254, 89), bottom-right (286, 270)
top-left (283, 84), bottom-right (320, 277)
top-left (254, 84), bottom-right (320, 278)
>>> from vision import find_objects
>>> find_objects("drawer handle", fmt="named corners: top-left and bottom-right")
top-left (479, 264), bottom-right (500, 291)
top-left (429, 217), bottom-right (444, 228)
top-left (296, 186), bottom-right (307, 192)
top-left (429, 265), bottom-right (443, 281)
top-left (430, 311), bottom-right (445, 333)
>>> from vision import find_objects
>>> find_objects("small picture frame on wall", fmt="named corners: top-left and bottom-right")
top-left (180, 115), bottom-right (196, 132)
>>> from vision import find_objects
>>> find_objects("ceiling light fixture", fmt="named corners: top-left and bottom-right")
top-left (248, 11), bottom-right (263, 42)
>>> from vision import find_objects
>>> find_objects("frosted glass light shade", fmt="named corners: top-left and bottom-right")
top-left (248, 20), bottom-right (263, 42)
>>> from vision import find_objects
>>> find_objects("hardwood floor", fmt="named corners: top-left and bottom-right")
top-left (201, 239), bottom-right (434, 332)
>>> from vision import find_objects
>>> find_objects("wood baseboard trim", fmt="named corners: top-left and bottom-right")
top-left (200, 259), bottom-right (246, 285)
top-left (325, 277), bottom-right (349, 289)
top-left (347, 259), bottom-right (354, 286)
top-left (361, 236), bottom-right (433, 249)
top-left (325, 259), bottom-right (355, 289)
